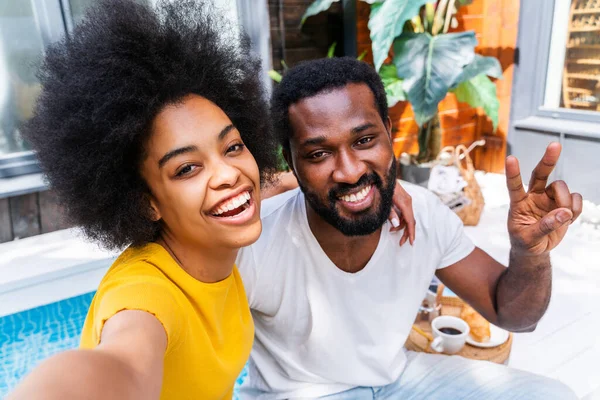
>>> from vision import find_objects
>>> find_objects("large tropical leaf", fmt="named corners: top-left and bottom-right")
top-left (453, 74), bottom-right (499, 130)
top-left (393, 31), bottom-right (477, 126)
top-left (379, 64), bottom-right (406, 106)
top-left (384, 80), bottom-right (406, 107)
top-left (454, 54), bottom-right (502, 87)
top-left (379, 63), bottom-right (398, 81)
top-left (301, 0), bottom-right (340, 25)
top-left (368, 0), bottom-right (429, 71)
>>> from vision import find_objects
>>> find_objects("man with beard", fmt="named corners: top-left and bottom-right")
top-left (236, 57), bottom-right (581, 399)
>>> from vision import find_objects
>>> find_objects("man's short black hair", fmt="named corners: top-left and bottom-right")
top-left (271, 57), bottom-right (388, 154)
top-left (24, 0), bottom-right (279, 250)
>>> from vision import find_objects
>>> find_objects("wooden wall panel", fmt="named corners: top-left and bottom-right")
top-left (356, 0), bottom-right (520, 173)
top-left (39, 190), bottom-right (71, 234)
top-left (9, 193), bottom-right (40, 240)
top-left (0, 190), bottom-right (72, 244)
top-left (0, 198), bottom-right (11, 243)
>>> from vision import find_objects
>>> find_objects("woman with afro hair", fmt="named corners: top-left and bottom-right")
top-left (9, 0), bottom-right (280, 398)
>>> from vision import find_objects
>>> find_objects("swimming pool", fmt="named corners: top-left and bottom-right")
top-left (0, 291), bottom-right (248, 398)
top-left (0, 292), bottom-right (94, 396)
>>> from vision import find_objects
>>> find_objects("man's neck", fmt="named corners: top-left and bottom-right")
top-left (305, 200), bottom-right (382, 274)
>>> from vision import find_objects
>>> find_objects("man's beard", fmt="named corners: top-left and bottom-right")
top-left (299, 158), bottom-right (396, 236)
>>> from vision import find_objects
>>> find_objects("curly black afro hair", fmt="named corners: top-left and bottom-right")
top-left (271, 57), bottom-right (388, 154)
top-left (24, 0), bottom-right (279, 250)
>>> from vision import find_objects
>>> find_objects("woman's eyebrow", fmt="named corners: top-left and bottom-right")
top-left (158, 145), bottom-right (198, 169)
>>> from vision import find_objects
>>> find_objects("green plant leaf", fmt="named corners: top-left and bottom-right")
top-left (379, 63), bottom-right (398, 81)
top-left (379, 64), bottom-right (406, 106)
top-left (453, 54), bottom-right (502, 87)
top-left (268, 70), bottom-right (283, 83)
top-left (385, 80), bottom-right (406, 107)
top-left (357, 50), bottom-right (368, 61)
top-left (276, 145), bottom-right (289, 171)
top-left (393, 30), bottom-right (477, 126)
top-left (368, 0), bottom-right (430, 71)
top-left (327, 42), bottom-right (337, 58)
top-left (301, 0), bottom-right (340, 25)
top-left (453, 74), bottom-right (499, 131)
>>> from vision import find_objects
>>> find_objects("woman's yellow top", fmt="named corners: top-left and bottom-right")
top-left (80, 243), bottom-right (253, 399)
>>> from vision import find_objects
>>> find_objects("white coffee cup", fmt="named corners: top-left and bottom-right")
top-left (431, 315), bottom-right (470, 354)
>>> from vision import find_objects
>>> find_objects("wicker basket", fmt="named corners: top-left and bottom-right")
top-left (438, 144), bottom-right (485, 226)
top-left (405, 295), bottom-right (513, 365)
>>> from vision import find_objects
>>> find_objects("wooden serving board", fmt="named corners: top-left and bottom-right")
top-left (404, 296), bottom-right (513, 365)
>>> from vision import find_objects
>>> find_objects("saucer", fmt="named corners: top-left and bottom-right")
top-left (466, 324), bottom-right (509, 348)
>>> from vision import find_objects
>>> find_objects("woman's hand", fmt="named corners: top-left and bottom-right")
top-left (388, 180), bottom-right (416, 246)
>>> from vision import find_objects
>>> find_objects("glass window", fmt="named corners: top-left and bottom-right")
top-left (0, 0), bottom-right (244, 177)
top-left (67, 0), bottom-right (157, 30)
top-left (0, 2), bottom-right (46, 156)
top-left (215, 0), bottom-right (239, 23)
top-left (544, 0), bottom-right (600, 112)
top-left (68, 0), bottom-right (97, 27)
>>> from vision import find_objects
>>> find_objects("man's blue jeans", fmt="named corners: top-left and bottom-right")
top-left (318, 351), bottom-right (577, 400)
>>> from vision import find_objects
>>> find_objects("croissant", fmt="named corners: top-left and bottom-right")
top-left (460, 304), bottom-right (491, 343)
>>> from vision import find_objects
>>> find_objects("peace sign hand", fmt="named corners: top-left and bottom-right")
top-left (505, 142), bottom-right (583, 256)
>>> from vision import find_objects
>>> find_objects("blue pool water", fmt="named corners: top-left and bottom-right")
top-left (0, 292), bottom-right (247, 398)
top-left (0, 292), bottom-right (94, 396)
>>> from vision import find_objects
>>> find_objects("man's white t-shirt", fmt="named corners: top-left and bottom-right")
top-left (236, 183), bottom-right (475, 399)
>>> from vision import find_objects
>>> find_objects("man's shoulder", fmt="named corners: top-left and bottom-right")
top-left (400, 180), bottom-right (436, 201)
top-left (244, 188), bottom-right (302, 254)
top-left (399, 180), bottom-right (443, 214)
top-left (260, 187), bottom-right (302, 220)
top-left (396, 180), bottom-right (460, 238)
top-left (237, 189), bottom-right (301, 270)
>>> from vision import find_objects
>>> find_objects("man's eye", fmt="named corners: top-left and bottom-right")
top-left (175, 164), bottom-right (198, 177)
top-left (357, 137), bottom-right (373, 146)
top-left (226, 143), bottom-right (245, 154)
top-left (309, 151), bottom-right (327, 159)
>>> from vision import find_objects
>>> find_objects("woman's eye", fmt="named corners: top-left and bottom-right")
top-left (226, 143), bottom-right (245, 154)
top-left (175, 164), bottom-right (198, 177)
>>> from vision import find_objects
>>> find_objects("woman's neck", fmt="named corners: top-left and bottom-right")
top-left (156, 234), bottom-right (237, 283)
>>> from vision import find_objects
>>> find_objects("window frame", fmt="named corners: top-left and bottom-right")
top-left (0, 0), bottom-right (67, 178)
top-left (1, 0), bottom-right (274, 180)
top-left (510, 0), bottom-right (600, 142)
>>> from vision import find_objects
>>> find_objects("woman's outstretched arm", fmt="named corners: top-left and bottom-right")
top-left (8, 310), bottom-right (167, 400)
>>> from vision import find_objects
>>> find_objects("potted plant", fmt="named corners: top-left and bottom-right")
top-left (302, 0), bottom-right (502, 185)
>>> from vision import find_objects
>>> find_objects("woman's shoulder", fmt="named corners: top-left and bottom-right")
top-left (101, 243), bottom-right (177, 288)
top-left (84, 243), bottom-right (185, 351)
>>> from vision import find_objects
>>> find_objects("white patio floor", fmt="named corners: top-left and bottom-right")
top-left (464, 173), bottom-right (600, 399)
